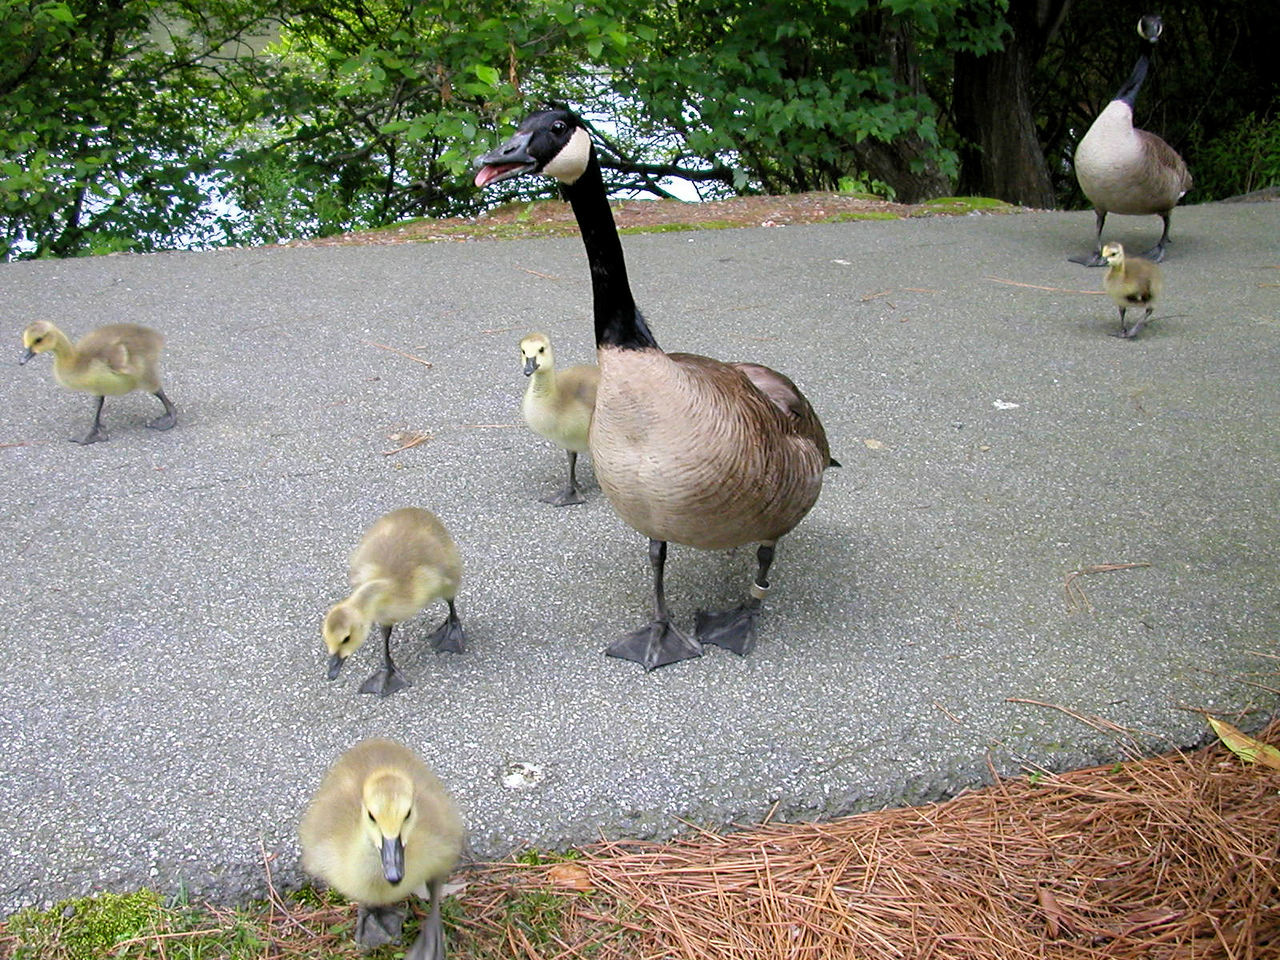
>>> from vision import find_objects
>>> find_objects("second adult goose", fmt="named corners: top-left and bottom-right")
top-left (1072, 14), bottom-right (1191, 266)
top-left (476, 109), bottom-right (835, 671)
top-left (519, 331), bottom-right (599, 505)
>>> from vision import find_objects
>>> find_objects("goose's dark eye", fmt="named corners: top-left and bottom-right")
top-left (551, 120), bottom-right (567, 134)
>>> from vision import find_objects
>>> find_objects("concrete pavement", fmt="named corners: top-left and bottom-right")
top-left (1, 198), bottom-right (1277, 913)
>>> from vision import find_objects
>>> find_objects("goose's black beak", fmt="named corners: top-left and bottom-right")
top-left (474, 131), bottom-right (536, 188)
top-left (326, 652), bottom-right (345, 680)
top-left (523, 355), bottom-right (538, 376)
top-left (380, 834), bottom-right (405, 885)
top-left (19, 348), bottom-right (33, 365)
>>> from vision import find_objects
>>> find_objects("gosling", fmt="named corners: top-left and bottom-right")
top-left (1101, 241), bottom-right (1163, 339)
top-left (300, 738), bottom-right (464, 960)
top-left (20, 320), bottom-right (177, 444)
top-left (323, 507), bottom-right (465, 698)
top-left (519, 332), bottom-right (599, 506)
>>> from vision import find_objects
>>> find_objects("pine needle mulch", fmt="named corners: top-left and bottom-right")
top-left (455, 718), bottom-right (1280, 960)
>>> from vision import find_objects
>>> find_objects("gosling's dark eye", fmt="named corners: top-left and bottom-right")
top-left (368, 811), bottom-right (376, 823)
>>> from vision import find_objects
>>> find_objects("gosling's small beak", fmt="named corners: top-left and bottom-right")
top-left (523, 355), bottom-right (538, 376)
top-left (19, 348), bottom-right (34, 365)
top-left (326, 652), bottom-right (345, 680)
top-left (381, 833), bottom-right (405, 885)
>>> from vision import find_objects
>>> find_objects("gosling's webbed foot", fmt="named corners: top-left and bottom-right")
top-left (147, 411), bottom-right (177, 431)
top-left (427, 616), bottom-right (466, 655)
top-left (74, 426), bottom-right (109, 445)
top-left (540, 485), bottom-right (585, 506)
top-left (607, 619), bottom-right (702, 672)
top-left (359, 665), bottom-right (413, 698)
top-left (405, 916), bottom-right (446, 960)
top-left (695, 601), bottom-right (762, 657)
top-left (355, 903), bottom-right (405, 949)
top-left (1114, 322), bottom-right (1147, 340)
top-left (1068, 251), bottom-right (1107, 267)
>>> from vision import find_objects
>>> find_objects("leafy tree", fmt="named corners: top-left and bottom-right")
top-left (0, 0), bottom-right (288, 259)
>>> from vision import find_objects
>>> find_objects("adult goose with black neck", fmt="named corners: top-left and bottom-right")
top-left (1071, 14), bottom-right (1191, 266)
top-left (475, 109), bottom-right (836, 671)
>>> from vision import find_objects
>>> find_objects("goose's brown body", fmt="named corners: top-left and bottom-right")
top-left (1075, 103), bottom-right (1191, 218)
top-left (592, 347), bottom-right (828, 549)
top-left (475, 109), bottom-right (833, 668)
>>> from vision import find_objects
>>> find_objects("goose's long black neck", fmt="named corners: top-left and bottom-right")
top-left (562, 151), bottom-right (659, 351)
top-left (1114, 43), bottom-right (1152, 108)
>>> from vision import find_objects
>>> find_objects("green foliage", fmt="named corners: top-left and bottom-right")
top-left (0, 0), bottom-right (291, 259)
top-left (1191, 110), bottom-right (1280, 199)
top-left (605, 0), bottom-right (972, 198)
top-left (6, 889), bottom-right (161, 959)
top-left (1, 0), bottom-right (1274, 255)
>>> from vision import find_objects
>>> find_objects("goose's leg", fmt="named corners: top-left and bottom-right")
top-left (76, 396), bottom-right (109, 444)
top-left (607, 539), bottom-right (702, 671)
top-left (541, 450), bottom-right (585, 506)
top-left (1069, 209), bottom-right (1109, 267)
top-left (427, 598), bottom-right (466, 654)
top-left (405, 878), bottom-right (448, 960)
top-left (695, 541), bottom-right (775, 656)
top-left (148, 389), bottom-right (177, 431)
top-left (1142, 211), bottom-right (1172, 262)
top-left (355, 903), bottom-right (405, 948)
top-left (360, 624), bottom-right (412, 697)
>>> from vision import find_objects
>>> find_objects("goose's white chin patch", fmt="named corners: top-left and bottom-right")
top-left (543, 127), bottom-right (592, 183)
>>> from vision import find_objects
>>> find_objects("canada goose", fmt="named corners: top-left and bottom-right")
top-left (1071, 14), bottom-right (1191, 266)
top-left (519, 331), bottom-right (600, 506)
top-left (323, 507), bottom-right (465, 697)
top-left (1101, 241), bottom-right (1162, 339)
top-left (19, 320), bottom-right (177, 444)
top-left (300, 738), bottom-right (464, 959)
top-left (476, 109), bottom-right (835, 671)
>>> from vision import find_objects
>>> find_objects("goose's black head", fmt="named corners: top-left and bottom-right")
top-left (474, 109), bottom-right (594, 188)
top-left (1137, 14), bottom-right (1162, 42)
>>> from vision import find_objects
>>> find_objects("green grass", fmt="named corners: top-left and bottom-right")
top-left (618, 219), bottom-right (738, 235)
top-left (821, 211), bottom-right (902, 223)
top-left (0, 869), bottom-right (633, 960)
top-left (915, 196), bottom-right (1015, 215)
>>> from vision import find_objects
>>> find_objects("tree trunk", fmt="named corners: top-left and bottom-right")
top-left (953, 0), bottom-right (1072, 207)
top-left (848, 12), bottom-right (951, 203)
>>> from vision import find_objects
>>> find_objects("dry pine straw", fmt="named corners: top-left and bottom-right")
top-left (458, 720), bottom-right (1280, 960)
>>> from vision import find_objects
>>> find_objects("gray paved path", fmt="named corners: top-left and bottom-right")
top-left (2, 200), bottom-right (1277, 913)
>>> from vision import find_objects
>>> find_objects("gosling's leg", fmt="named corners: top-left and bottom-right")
top-left (427, 598), bottom-right (466, 654)
top-left (359, 624), bottom-right (412, 697)
top-left (75, 396), bottom-right (109, 444)
top-left (148, 389), bottom-right (177, 431)
top-left (405, 878), bottom-right (448, 960)
top-left (695, 541), bottom-right (776, 656)
top-left (607, 539), bottom-right (702, 671)
top-left (1118, 306), bottom-right (1154, 340)
top-left (1111, 306), bottom-right (1130, 339)
top-left (1142, 211), bottom-right (1172, 263)
top-left (541, 450), bottom-right (585, 506)
top-left (1069, 209), bottom-right (1109, 267)
top-left (355, 903), bottom-right (405, 949)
